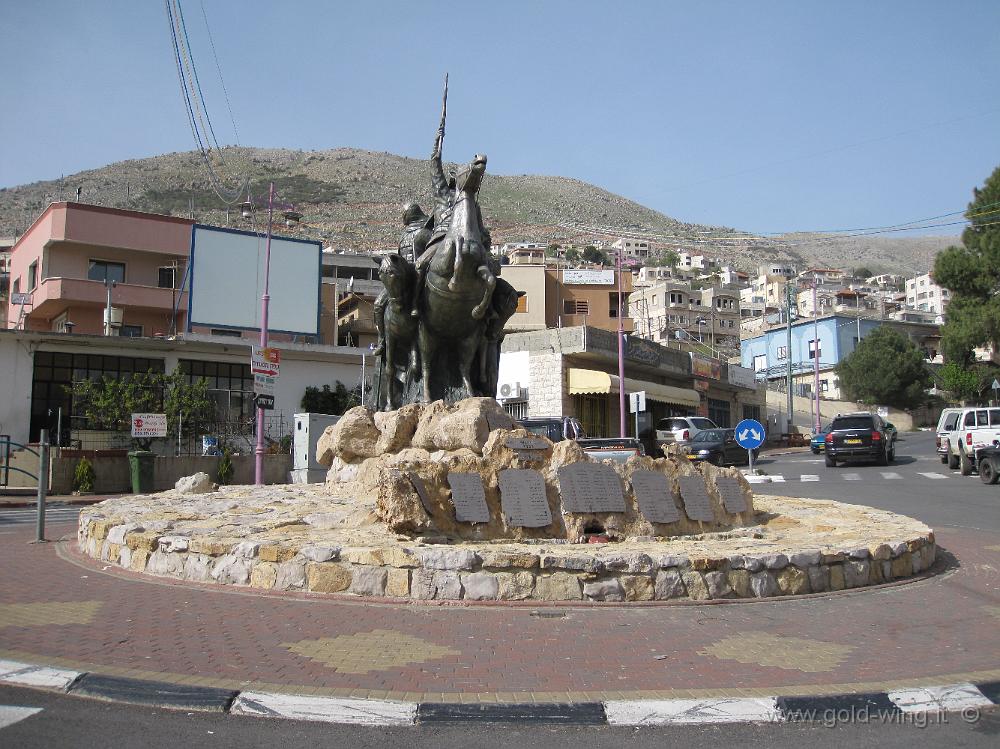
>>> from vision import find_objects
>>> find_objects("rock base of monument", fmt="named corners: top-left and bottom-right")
top-left (77, 484), bottom-right (936, 603)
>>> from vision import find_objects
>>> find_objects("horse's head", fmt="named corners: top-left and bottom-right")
top-left (374, 253), bottom-right (414, 300)
top-left (455, 154), bottom-right (487, 194)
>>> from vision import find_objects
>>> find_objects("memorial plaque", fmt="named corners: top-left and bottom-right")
top-left (557, 463), bottom-right (626, 514)
top-left (504, 437), bottom-right (550, 451)
top-left (715, 477), bottom-right (748, 514)
top-left (498, 469), bottom-right (552, 528)
top-left (677, 474), bottom-right (715, 522)
top-left (408, 472), bottom-right (435, 515)
top-left (631, 470), bottom-right (681, 524)
top-left (447, 472), bottom-right (490, 524)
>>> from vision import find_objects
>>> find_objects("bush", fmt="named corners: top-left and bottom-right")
top-left (217, 449), bottom-right (234, 486)
top-left (73, 458), bottom-right (96, 493)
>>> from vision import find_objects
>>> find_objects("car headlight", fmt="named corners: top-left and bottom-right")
top-left (697, 449), bottom-right (711, 455)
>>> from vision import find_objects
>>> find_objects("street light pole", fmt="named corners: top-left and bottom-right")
top-left (254, 182), bottom-right (275, 487)
top-left (617, 249), bottom-right (627, 438)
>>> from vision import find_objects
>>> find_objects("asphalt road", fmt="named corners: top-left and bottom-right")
top-left (2, 430), bottom-right (997, 746)
top-left (754, 431), bottom-right (999, 533)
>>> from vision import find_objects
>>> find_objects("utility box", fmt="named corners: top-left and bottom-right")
top-left (290, 412), bottom-right (340, 484)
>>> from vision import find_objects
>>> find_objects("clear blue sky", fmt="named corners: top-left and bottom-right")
top-left (2, 1), bottom-right (998, 236)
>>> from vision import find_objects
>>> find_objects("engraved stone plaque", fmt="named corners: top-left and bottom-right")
top-left (677, 474), bottom-right (715, 522)
top-left (715, 477), bottom-right (748, 514)
top-left (498, 469), bottom-right (552, 528)
top-left (408, 472), bottom-right (435, 515)
top-left (631, 470), bottom-right (681, 524)
top-left (556, 463), bottom-right (626, 514)
top-left (447, 472), bottom-right (490, 524)
top-left (505, 437), bottom-right (549, 451)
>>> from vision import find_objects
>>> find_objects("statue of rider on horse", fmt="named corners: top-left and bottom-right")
top-left (370, 76), bottom-right (523, 410)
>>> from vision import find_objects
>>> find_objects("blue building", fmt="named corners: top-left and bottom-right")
top-left (740, 314), bottom-right (939, 399)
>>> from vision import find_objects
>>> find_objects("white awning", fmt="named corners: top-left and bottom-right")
top-left (566, 368), bottom-right (701, 409)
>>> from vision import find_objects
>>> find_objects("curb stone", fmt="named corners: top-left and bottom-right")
top-left (1, 660), bottom-right (997, 725)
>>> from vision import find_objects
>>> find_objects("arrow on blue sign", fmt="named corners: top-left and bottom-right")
top-left (734, 419), bottom-right (766, 450)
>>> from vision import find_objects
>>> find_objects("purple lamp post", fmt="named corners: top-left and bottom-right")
top-left (617, 248), bottom-right (627, 438)
top-left (254, 182), bottom-right (275, 486)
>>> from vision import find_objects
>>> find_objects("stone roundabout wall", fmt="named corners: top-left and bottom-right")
top-left (77, 487), bottom-right (936, 603)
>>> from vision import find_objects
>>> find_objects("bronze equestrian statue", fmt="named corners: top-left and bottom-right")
top-left (370, 76), bottom-right (522, 408)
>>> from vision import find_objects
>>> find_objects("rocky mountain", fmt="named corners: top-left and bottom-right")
top-left (0, 147), bottom-right (955, 275)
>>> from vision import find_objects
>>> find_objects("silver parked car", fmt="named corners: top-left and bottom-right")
top-left (654, 416), bottom-right (718, 454)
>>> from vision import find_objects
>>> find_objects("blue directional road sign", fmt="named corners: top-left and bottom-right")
top-left (735, 419), bottom-right (766, 450)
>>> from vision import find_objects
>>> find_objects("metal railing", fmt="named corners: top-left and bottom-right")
top-left (0, 430), bottom-right (49, 542)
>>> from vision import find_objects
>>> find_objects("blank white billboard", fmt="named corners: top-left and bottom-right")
top-left (188, 225), bottom-right (321, 336)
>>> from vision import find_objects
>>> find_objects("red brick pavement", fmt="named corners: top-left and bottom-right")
top-left (1, 519), bottom-right (999, 701)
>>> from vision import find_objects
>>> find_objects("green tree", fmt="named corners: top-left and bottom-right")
top-left (853, 266), bottom-right (873, 279)
top-left (835, 326), bottom-right (930, 409)
top-left (564, 247), bottom-right (581, 264)
top-left (582, 246), bottom-right (609, 264)
top-left (69, 368), bottom-right (215, 450)
top-left (662, 250), bottom-right (680, 268)
top-left (937, 361), bottom-right (985, 404)
top-left (545, 243), bottom-right (560, 257)
top-left (933, 165), bottom-right (1000, 366)
top-left (300, 382), bottom-right (355, 414)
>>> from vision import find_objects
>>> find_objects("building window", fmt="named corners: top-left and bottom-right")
top-left (574, 393), bottom-right (608, 438)
top-left (12, 278), bottom-right (20, 296)
top-left (776, 345), bottom-right (787, 360)
top-left (158, 266), bottom-right (178, 289)
top-left (27, 261), bottom-right (38, 291)
top-left (808, 339), bottom-right (822, 359)
top-left (88, 260), bottom-right (126, 284)
top-left (120, 325), bottom-right (143, 338)
top-left (515, 295), bottom-right (528, 313)
top-left (820, 379), bottom-right (829, 392)
top-left (563, 299), bottom-right (589, 315)
top-left (752, 354), bottom-right (767, 372)
top-left (708, 398), bottom-right (731, 428)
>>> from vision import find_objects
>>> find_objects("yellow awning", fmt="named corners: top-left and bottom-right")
top-left (566, 368), bottom-right (701, 409)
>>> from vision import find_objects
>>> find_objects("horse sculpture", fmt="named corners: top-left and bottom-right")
top-left (416, 154), bottom-right (497, 402)
top-left (373, 253), bottom-right (420, 410)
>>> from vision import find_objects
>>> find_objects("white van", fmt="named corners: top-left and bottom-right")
top-left (935, 408), bottom-right (965, 464)
top-left (941, 407), bottom-right (1000, 475)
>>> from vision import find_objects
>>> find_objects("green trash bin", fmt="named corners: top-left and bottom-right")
top-left (128, 451), bottom-right (155, 494)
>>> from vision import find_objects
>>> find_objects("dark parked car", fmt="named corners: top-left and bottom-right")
top-left (518, 416), bottom-right (585, 442)
top-left (976, 443), bottom-right (1000, 485)
top-left (686, 428), bottom-right (757, 466)
top-left (824, 412), bottom-right (896, 467)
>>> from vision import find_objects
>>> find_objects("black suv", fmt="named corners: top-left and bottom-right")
top-left (824, 412), bottom-right (896, 467)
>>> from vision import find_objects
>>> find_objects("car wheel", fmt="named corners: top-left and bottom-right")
top-left (825, 455), bottom-right (837, 467)
top-left (811, 448), bottom-right (820, 455)
top-left (981, 458), bottom-right (999, 485)
top-left (887, 445), bottom-right (895, 463)
top-left (948, 448), bottom-right (960, 470)
top-left (959, 448), bottom-right (973, 476)
top-left (877, 446), bottom-right (889, 466)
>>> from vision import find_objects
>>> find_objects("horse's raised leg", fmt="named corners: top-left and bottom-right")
top-left (448, 237), bottom-right (465, 292)
top-left (470, 266), bottom-right (496, 320)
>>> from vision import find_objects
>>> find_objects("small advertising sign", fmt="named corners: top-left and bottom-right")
top-left (629, 391), bottom-right (646, 413)
top-left (253, 373), bottom-right (276, 396)
top-left (11, 292), bottom-right (32, 305)
top-left (562, 269), bottom-right (615, 285)
top-left (251, 346), bottom-right (281, 377)
top-left (254, 393), bottom-right (275, 410)
top-left (131, 413), bottom-right (167, 438)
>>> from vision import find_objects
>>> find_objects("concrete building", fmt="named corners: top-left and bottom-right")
top-left (677, 252), bottom-right (720, 271)
top-left (740, 315), bottom-right (941, 400)
top-left (633, 265), bottom-right (695, 288)
top-left (611, 238), bottom-right (652, 260)
top-left (6, 203), bottom-right (194, 337)
top-left (905, 272), bottom-right (951, 315)
top-left (630, 280), bottom-right (741, 357)
top-left (498, 326), bottom-right (761, 436)
top-left (335, 293), bottom-right (377, 349)
top-left (0, 328), bottom-right (365, 446)
top-left (0, 238), bottom-right (13, 330)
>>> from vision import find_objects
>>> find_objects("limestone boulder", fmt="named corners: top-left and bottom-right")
top-left (375, 468), bottom-right (433, 534)
top-left (316, 407), bottom-right (380, 465)
top-left (374, 403), bottom-right (423, 454)
top-left (411, 398), bottom-right (514, 454)
top-left (175, 472), bottom-right (214, 494)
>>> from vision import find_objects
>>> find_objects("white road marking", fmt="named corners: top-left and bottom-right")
top-left (887, 683), bottom-right (993, 713)
top-left (918, 472), bottom-right (949, 480)
top-left (232, 691), bottom-right (417, 726)
top-left (842, 473), bottom-right (862, 481)
top-left (0, 660), bottom-right (81, 690)
top-left (604, 697), bottom-right (781, 725)
top-left (800, 475), bottom-right (820, 482)
top-left (769, 475), bottom-right (786, 483)
top-left (0, 706), bottom-right (42, 730)
top-left (881, 472), bottom-right (902, 480)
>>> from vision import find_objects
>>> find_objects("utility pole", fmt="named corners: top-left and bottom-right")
top-left (254, 182), bottom-right (275, 487)
top-left (813, 281), bottom-right (821, 433)
top-left (617, 249), bottom-right (627, 438)
top-left (785, 280), bottom-right (794, 433)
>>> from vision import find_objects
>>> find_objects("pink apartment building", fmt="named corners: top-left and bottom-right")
top-left (6, 203), bottom-right (193, 336)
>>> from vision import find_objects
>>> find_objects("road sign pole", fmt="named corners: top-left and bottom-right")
top-left (35, 429), bottom-right (49, 543)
